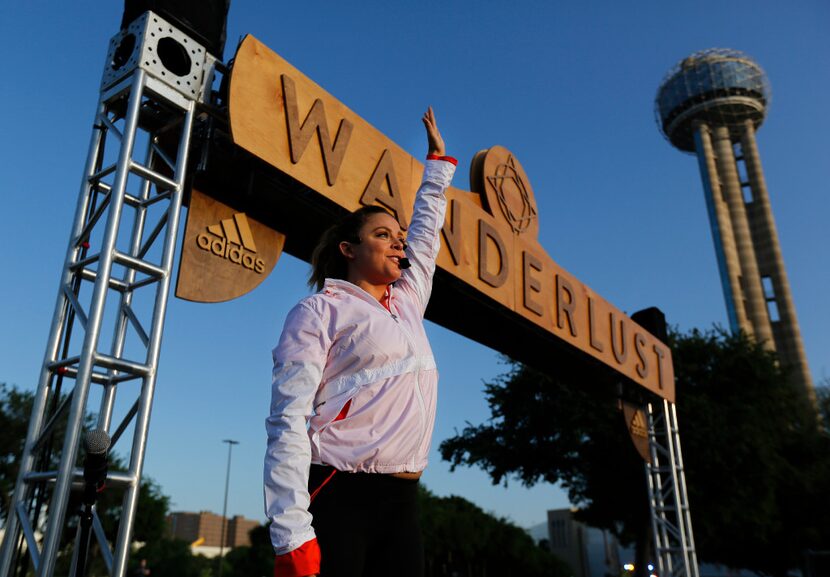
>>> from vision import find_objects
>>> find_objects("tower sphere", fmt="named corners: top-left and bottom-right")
top-left (655, 48), bottom-right (771, 152)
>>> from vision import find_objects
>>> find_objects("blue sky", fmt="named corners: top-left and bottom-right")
top-left (1, 2), bottom-right (828, 530)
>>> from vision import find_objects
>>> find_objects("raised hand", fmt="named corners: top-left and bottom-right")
top-left (422, 106), bottom-right (446, 157)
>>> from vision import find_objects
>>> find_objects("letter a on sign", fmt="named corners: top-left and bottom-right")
top-left (361, 149), bottom-right (409, 229)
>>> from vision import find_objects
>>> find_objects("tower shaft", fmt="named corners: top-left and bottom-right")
top-left (739, 121), bottom-right (814, 397)
top-left (693, 121), bottom-right (814, 397)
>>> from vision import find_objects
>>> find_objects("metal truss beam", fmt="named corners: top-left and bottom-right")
top-left (646, 398), bottom-right (700, 577)
top-left (0, 12), bottom-right (213, 577)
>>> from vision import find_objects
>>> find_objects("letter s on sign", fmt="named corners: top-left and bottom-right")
top-left (634, 332), bottom-right (649, 379)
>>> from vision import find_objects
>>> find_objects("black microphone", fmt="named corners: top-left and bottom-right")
top-left (399, 257), bottom-right (411, 270)
top-left (73, 430), bottom-right (111, 577)
top-left (82, 429), bottom-right (110, 505)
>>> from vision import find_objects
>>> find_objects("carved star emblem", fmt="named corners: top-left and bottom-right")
top-left (486, 154), bottom-right (537, 234)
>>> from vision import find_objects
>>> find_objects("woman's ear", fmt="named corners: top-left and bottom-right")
top-left (339, 241), bottom-right (354, 260)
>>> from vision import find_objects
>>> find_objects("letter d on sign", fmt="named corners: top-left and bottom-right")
top-left (478, 219), bottom-right (508, 288)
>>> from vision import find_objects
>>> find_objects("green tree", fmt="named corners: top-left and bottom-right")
top-left (817, 379), bottom-right (830, 433)
top-left (223, 523), bottom-right (273, 577)
top-left (440, 328), bottom-right (830, 576)
top-left (0, 383), bottom-right (174, 575)
top-left (218, 492), bottom-right (571, 577)
top-left (85, 474), bottom-right (170, 546)
top-left (672, 330), bottom-right (830, 575)
top-left (418, 486), bottom-right (571, 577)
top-left (0, 383), bottom-right (41, 522)
top-left (131, 539), bottom-right (213, 577)
top-left (438, 359), bottom-right (649, 557)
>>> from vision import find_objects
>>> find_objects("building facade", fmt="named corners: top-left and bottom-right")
top-left (546, 509), bottom-right (621, 577)
top-left (166, 511), bottom-right (260, 549)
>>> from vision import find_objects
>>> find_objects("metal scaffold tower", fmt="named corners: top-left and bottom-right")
top-left (0, 12), bottom-right (215, 577)
top-left (646, 398), bottom-right (700, 577)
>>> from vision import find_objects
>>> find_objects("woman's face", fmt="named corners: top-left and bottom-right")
top-left (341, 212), bottom-right (407, 288)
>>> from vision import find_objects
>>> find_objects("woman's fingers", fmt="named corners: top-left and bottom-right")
top-left (422, 106), bottom-right (445, 156)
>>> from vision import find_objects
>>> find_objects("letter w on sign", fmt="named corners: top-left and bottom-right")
top-left (282, 74), bottom-right (353, 186)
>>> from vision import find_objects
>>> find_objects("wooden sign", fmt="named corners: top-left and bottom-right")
top-left (227, 35), bottom-right (675, 402)
top-left (176, 189), bottom-right (284, 302)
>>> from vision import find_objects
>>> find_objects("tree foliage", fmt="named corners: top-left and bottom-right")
top-left (818, 379), bottom-right (830, 434)
top-left (671, 330), bottom-right (830, 575)
top-left (132, 539), bottom-right (214, 577)
top-left (0, 383), bottom-right (43, 523)
top-left (222, 523), bottom-right (274, 577)
top-left (419, 486), bottom-right (571, 577)
top-left (438, 358), bottom-right (649, 544)
top-left (0, 384), bottom-right (172, 562)
top-left (440, 328), bottom-right (830, 576)
top-left (215, 489), bottom-right (571, 577)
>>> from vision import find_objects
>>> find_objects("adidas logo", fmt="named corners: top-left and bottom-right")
top-left (629, 410), bottom-right (648, 439)
top-left (196, 213), bottom-right (266, 274)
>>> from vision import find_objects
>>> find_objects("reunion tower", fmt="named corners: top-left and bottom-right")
top-left (655, 48), bottom-right (813, 397)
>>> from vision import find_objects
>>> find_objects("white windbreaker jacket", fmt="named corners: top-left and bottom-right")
top-left (264, 158), bottom-right (456, 555)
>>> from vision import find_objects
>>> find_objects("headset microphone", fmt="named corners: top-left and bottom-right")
top-left (399, 257), bottom-right (411, 270)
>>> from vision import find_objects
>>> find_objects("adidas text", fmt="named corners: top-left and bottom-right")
top-left (196, 234), bottom-right (266, 274)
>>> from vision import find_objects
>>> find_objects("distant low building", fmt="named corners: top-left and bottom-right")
top-left (546, 508), bottom-right (621, 577)
top-left (166, 511), bottom-right (261, 557)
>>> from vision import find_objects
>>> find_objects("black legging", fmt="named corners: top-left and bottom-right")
top-left (308, 464), bottom-right (423, 577)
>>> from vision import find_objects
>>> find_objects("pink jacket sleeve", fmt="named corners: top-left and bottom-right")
top-left (397, 158), bottom-right (457, 313)
top-left (264, 301), bottom-right (329, 560)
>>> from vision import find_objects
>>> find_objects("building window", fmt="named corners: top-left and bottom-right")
top-left (761, 276), bottom-right (780, 322)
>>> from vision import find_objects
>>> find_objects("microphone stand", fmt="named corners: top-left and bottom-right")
top-left (73, 499), bottom-right (95, 577)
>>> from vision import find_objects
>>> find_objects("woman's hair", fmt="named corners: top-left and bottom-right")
top-left (308, 205), bottom-right (394, 291)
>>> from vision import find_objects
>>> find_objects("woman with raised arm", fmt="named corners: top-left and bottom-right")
top-left (264, 108), bottom-right (457, 577)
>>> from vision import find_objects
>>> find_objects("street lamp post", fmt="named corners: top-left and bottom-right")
top-left (218, 439), bottom-right (239, 577)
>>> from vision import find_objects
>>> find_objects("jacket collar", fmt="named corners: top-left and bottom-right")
top-left (322, 278), bottom-right (395, 309)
